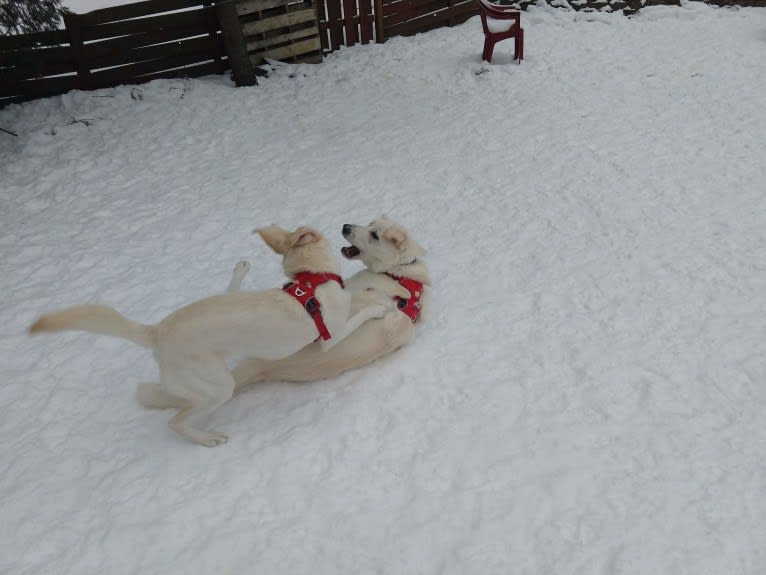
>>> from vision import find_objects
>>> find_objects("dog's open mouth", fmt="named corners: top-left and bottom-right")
top-left (341, 245), bottom-right (361, 258)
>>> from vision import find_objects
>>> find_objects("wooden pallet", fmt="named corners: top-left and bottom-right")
top-left (218, 0), bottom-right (322, 86)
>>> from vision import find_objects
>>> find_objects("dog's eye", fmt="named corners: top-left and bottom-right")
top-left (370, 231), bottom-right (379, 241)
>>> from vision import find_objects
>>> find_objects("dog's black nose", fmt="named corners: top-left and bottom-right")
top-left (342, 224), bottom-right (352, 237)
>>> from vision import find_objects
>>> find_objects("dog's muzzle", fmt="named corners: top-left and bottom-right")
top-left (341, 245), bottom-right (360, 258)
top-left (341, 224), bottom-right (361, 258)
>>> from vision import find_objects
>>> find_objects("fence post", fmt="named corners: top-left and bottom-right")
top-left (374, 0), bottom-right (385, 43)
top-left (205, 1), bottom-right (226, 74)
top-left (216, 0), bottom-right (257, 86)
top-left (64, 12), bottom-right (90, 90)
top-left (343, 0), bottom-right (358, 46)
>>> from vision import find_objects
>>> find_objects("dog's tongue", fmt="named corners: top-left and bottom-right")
top-left (341, 246), bottom-right (360, 258)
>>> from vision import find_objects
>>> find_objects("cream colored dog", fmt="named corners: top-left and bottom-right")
top-left (227, 216), bottom-right (430, 387)
top-left (28, 225), bottom-right (385, 447)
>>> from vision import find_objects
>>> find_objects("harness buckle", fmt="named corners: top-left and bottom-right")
top-left (305, 297), bottom-right (319, 314)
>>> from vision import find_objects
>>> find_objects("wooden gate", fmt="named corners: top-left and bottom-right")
top-left (314, 0), bottom-right (385, 51)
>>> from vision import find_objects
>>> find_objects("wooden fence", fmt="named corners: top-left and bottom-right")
top-left (0, 0), bottom-right (487, 106)
top-left (0, 0), bottom-right (226, 107)
top-left (3, 0), bottom-right (760, 107)
top-left (381, 0), bottom-right (478, 39)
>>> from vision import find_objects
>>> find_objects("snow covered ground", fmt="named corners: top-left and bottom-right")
top-left (1, 3), bottom-right (765, 574)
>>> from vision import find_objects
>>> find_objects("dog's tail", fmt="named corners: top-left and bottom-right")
top-left (28, 304), bottom-right (156, 349)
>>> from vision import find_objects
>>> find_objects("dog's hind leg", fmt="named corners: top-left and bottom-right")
top-left (162, 358), bottom-right (236, 447)
top-left (135, 383), bottom-right (186, 409)
top-left (227, 260), bottom-right (250, 292)
top-left (230, 357), bottom-right (267, 392)
top-left (135, 262), bottom-right (251, 407)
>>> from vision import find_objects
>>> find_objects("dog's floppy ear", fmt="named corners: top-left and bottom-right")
top-left (384, 223), bottom-right (426, 257)
top-left (288, 226), bottom-right (321, 247)
top-left (382, 224), bottom-right (409, 252)
top-left (254, 225), bottom-right (290, 254)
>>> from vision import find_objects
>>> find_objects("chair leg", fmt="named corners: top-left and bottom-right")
top-left (485, 38), bottom-right (495, 63)
top-left (517, 28), bottom-right (524, 62)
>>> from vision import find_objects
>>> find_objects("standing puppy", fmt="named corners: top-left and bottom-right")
top-left (29, 226), bottom-right (385, 446)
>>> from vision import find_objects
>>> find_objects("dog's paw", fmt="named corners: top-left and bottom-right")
top-left (370, 304), bottom-right (387, 319)
top-left (233, 260), bottom-right (250, 277)
top-left (199, 430), bottom-right (229, 447)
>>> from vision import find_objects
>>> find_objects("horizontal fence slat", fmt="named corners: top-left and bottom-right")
top-left (383, 4), bottom-right (447, 26)
top-left (0, 94), bottom-right (33, 106)
top-left (88, 47), bottom-right (220, 88)
top-left (236, 0), bottom-right (295, 15)
top-left (89, 34), bottom-right (221, 70)
top-left (250, 36), bottom-right (320, 62)
top-left (81, 7), bottom-right (214, 42)
top-left (245, 27), bottom-right (318, 51)
top-left (82, 23), bottom-right (212, 60)
top-left (0, 74), bottom-right (78, 98)
top-left (381, 0), bottom-right (419, 14)
top-left (383, 0), bottom-right (452, 19)
top-left (385, 1), bottom-right (477, 37)
top-left (383, 0), bottom-right (479, 29)
top-left (446, 3), bottom-right (478, 27)
top-left (132, 58), bottom-right (225, 82)
top-left (241, 8), bottom-right (317, 36)
top-left (79, 0), bottom-right (208, 25)
top-left (0, 29), bottom-right (69, 51)
top-left (0, 44), bottom-right (73, 67)
top-left (0, 53), bottom-right (75, 83)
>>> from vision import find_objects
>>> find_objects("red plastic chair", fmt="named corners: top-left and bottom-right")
top-left (476, 0), bottom-right (524, 63)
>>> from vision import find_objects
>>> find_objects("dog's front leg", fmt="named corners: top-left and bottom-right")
top-left (321, 304), bottom-right (387, 351)
top-left (226, 261), bottom-right (251, 292)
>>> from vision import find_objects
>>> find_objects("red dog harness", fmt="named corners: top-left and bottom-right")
top-left (385, 273), bottom-right (424, 323)
top-left (283, 272), bottom-right (344, 341)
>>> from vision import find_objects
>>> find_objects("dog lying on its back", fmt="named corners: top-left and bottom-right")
top-left (229, 216), bottom-right (430, 386)
top-left (29, 225), bottom-right (386, 447)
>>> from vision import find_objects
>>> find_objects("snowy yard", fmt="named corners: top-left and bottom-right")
top-left (1, 3), bottom-right (765, 574)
